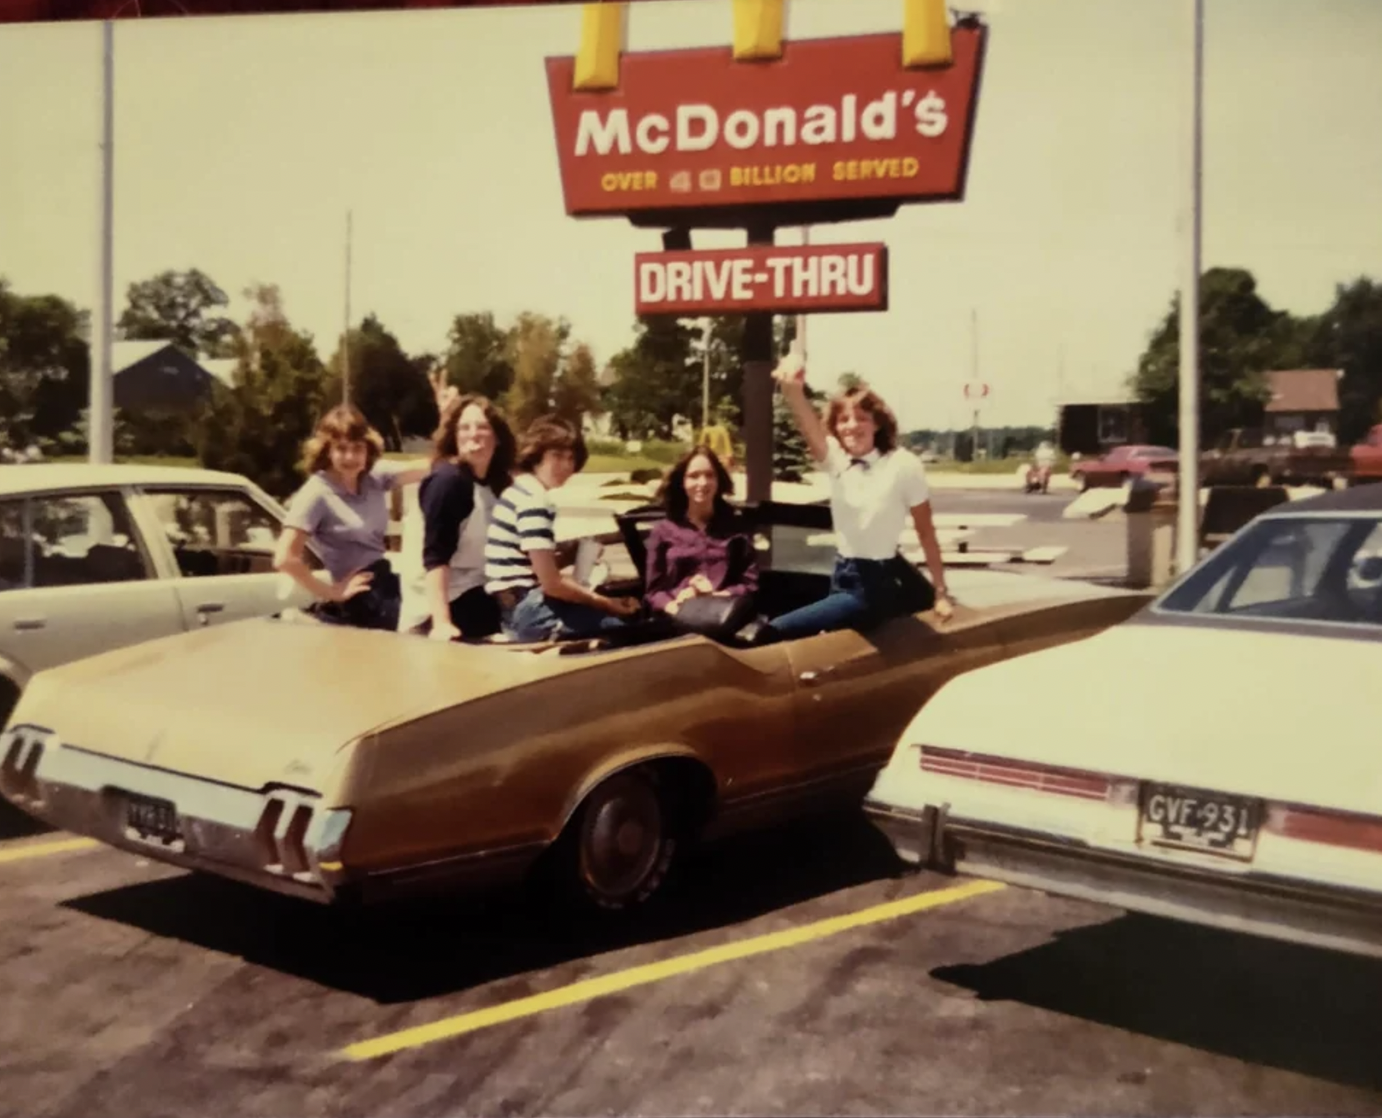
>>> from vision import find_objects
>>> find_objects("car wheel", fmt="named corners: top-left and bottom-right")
top-left (1253, 469), bottom-right (1272, 488)
top-left (563, 767), bottom-right (678, 914)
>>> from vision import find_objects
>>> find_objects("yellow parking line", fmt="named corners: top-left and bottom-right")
top-left (340, 877), bottom-right (1006, 1062)
top-left (0, 836), bottom-right (100, 865)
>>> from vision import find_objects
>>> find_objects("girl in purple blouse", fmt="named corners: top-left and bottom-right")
top-left (644, 446), bottom-right (759, 617)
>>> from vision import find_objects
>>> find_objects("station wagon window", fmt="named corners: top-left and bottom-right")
top-left (0, 491), bottom-right (150, 591)
top-left (1157, 516), bottom-right (1382, 628)
top-left (143, 487), bottom-right (303, 577)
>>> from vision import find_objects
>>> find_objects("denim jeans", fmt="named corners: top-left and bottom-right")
top-left (503, 587), bottom-right (631, 642)
top-left (764, 555), bottom-right (933, 642)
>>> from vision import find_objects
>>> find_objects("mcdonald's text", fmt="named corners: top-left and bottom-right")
top-left (547, 28), bottom-right (984, 222)
top-left (632, 244), bottom-right (888, 316)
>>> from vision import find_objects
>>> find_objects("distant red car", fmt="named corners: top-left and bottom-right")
top-left (1069, 444), bottom-right (1178, 491)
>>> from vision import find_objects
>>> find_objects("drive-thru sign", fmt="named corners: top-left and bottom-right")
top-left (545, 0), bottom-right (988, 500)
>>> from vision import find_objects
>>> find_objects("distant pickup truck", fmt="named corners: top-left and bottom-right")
top-left (1350, 425), bottom-right (1382, 484)
top-left (1201, 427), bottom-right (1352, 488)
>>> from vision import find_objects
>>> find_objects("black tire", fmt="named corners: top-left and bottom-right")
top-left (553, 766), bottom-right (680, 916)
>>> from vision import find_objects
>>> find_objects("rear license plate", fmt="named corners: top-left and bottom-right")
top-left (1139, 783), bottom-right (1260, 860)
top-left (124, 793), bottom-right (180, 844)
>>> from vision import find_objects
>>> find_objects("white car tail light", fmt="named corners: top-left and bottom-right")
top-left (1267, 803), bottom-right (1382, 855)
top-left (919, 746), bottom-right (1114, 802)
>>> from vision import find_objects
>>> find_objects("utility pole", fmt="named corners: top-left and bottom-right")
top-left (342, 209), bottom-right (353, 407)
top-left (970, 308), bottom-right (980, 461)
top-left (1177, 0), bottom-right (1204, 574)
top-left (89, 20), bottom-right (115, 465)
top-left (701, 316), bottom-right (711, 431)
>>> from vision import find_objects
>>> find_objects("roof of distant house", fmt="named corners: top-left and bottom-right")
top-left (1264, 368), bottom-right (1341, 413)
top-left (110, 340), bottom-right (238, 387)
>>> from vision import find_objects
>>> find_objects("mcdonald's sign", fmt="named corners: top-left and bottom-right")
top-left (546, 1), bottom-right (986, 227)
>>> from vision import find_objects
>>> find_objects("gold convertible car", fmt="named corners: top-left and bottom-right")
top-left (0, 500), bottom-right (1150, 914)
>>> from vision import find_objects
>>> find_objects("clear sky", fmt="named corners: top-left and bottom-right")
top-left (2, 0), bottom-right (1379, 431)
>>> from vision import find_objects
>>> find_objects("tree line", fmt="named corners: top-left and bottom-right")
top-left (1130, 267), bottom-right (1382, 444)
top-left (3, 262), bottom-right (1379, 497)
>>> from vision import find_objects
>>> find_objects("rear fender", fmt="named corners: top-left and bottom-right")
top-left (555, 743), bottom-right (717, 838)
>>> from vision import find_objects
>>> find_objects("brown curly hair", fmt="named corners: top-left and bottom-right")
top-left (824, 385), bottom-right (899, 454)
top-left (431, 393), bottom-right (516, 497)
top-left (516, 415), bottom-right (588, 473)
top-left (299, 404), bottom-right (385, 476)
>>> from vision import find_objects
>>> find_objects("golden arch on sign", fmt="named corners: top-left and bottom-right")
top-left (573, 0), bottom-right (956, 92)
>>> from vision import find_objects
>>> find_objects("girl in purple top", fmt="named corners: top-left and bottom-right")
top-left (644, 446), bottom-right (759, 618)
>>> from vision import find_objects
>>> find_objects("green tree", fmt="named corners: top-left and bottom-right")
top-left (194, 283), bottom-right (333, 499)
top-left (552, 341), bottom-right (602, 430)
top-left (1306, 277), bottom-right (1382, 442)
top-left (503, 313), bottom-right (569, 432)
top-left (604, 316), bottom-right (700, 439)
top-left (1130, 267), bottom-right (1306, 444)
top-left (441, 311), bottom-right (514, 401)
top-left (838, 371), bottom-right (866, 391)
top-left (117, 268), bottom-right (240, 358)
top-left (328, 313), bottom-right (431, 450)
top-left (0, 279), bottom-right (90, 447)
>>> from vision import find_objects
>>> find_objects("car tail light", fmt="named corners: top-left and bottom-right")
top-left (0, 728), bottom-right (48, 804)
top-left (1266, 803), bottom-right (1382, 854)
top-left (919, 746), bottom-right (1113, 802)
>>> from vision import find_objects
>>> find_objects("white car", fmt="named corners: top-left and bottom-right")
top-left (0, 463), bottom-right (322, 727)
top-left (865, 483), bottom-right (1382, 960)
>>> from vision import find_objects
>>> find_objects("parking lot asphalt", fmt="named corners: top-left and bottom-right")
top-left (2, 807), bottom-right (1380, 1118)
top-left (4, 487), bottom-right (1371, 1116)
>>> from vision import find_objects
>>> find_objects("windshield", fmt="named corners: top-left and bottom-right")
top-left (1155, 515), bottom-right (1382, 629)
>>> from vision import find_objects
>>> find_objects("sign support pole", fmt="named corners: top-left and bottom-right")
top-left (742, 222), bottom-right (776, 505)
top-left (90, 19), bottom-right (115, 466)
top-left (1176, 0), bottom-right (1204, 575)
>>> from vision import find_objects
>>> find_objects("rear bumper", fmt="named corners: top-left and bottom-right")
top-left (863, 799), bottom-right (1382, 961)
top-left (1, 723), bottom-right (349, 904)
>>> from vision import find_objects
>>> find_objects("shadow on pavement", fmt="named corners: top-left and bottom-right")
top-left (932, 912), bottom-right (1382, 1094)
top-left (61, 810), bottom-right (903, 1005)
top-left (0, 799), bottom-right (52, 840)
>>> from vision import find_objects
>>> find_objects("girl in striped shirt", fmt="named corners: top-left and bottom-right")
top-left (484, 416), bottom-right (641, 642)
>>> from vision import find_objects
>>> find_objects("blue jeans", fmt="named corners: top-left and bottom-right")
top-left (503, 587), bottom-right (631, 642)
top-left (764, 555), bottom-right (932, 642)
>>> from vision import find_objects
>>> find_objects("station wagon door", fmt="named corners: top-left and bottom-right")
top-left (131, 485), bottom-right (318, 630)
top-left (0, 489), bottom-right (185, 677)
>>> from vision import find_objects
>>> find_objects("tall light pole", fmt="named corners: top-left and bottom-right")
top-left (89, 20), bottom-right (115, 465)
top-left (1177, 0), bottom-right (1204, 574)
top-left (342, 210), bottom-right (354, 406)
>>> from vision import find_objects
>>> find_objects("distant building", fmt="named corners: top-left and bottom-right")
top-left (1057, 398), bottom-right (1149, 456)
top-left (112, 341), bottom-right (237, 413)
top-left (1262, 368), bottom-right (1341, 441)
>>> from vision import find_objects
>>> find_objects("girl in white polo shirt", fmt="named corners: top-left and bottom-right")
top-left (765, 353), bottom-right (955, 641)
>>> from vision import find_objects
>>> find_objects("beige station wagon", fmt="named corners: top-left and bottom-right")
top-left (0, 463), bottom-right (321, 726)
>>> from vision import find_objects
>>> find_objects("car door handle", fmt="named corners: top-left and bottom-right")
top-left (14, 618), bottom-right (46, 632)
top-left (195, 602), bottom-right (225, 626)
top-left (800, 667), bottom-right (836, 686)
